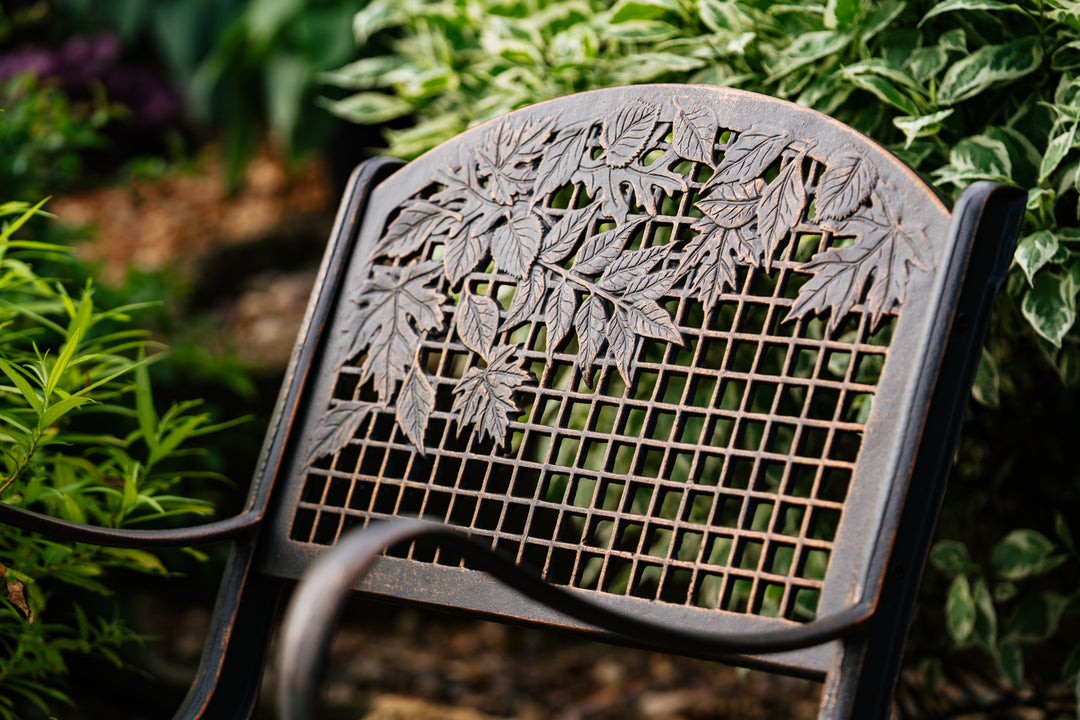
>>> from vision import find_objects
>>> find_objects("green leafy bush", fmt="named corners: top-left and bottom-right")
top-left (0, 201), bottom-right (236, 718)
top-left (323, 0), bottom-right (1080, 712)
top-left (0, 73), bottom-right (115, 199)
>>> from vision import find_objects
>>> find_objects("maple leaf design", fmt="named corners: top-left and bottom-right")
top-left (788, 202), bottom-right (929, 329)
top-left (451, 345), bottom-right (533, 445)
top-left (475, 116), bottom-right (558, 204)
top-left (345, 262), bottom-right (446, 404)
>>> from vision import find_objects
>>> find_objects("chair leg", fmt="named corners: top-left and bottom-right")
top-left (172, 540), bottom-right (283, 720)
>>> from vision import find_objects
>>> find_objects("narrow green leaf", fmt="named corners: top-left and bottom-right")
top-left (352, 0), bottom-right (406, 44)
top-left (1063, 644), bottom-right (1080, 682)
top-left (1055, 513), bottom-right (1076, 555)
top-left (0, 198), bottom-right (50, 243)
top-left (134, 350), bottom-right (157, 457)
top-left (938, 37), bottom-right (1044, 106)
top-left (769, 31), bottom-right (851, 79)
top-left (908, 46), bottom-right (949, 83)
top-left (863, 0), bottom-right (905, 41)
top-left (44, 287), bottom-right (94, 403)
top-left (1015, 230), bottom-right (1059, 285)
top-left (946, 575), bottom-right (977, 644)
top-left (844, 73), bottom-right (920, 115)
top-left (0, 358), bottom-right (43, 416)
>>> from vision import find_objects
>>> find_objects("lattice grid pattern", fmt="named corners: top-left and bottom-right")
top-left (290, 124), bottom-right (895, 622)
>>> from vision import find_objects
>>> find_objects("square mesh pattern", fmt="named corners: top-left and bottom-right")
top-left (290, 134), bottom-right (895, 622)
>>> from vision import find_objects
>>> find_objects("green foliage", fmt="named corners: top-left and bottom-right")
top-left (0, 73), bottom-right (116, 199)
top-left (0, 201), bottom-right (235, 718)
top-left (192, 0), bottom-right (360, 183)
top-left (326, 0), bottom-right (1080, 709)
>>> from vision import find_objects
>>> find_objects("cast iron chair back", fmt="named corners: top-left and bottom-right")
top-left (0, 85), bottom-right (1025, 719)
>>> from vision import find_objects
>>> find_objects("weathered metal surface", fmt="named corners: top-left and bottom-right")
top-left (262, 84), bottom-right (954, 639)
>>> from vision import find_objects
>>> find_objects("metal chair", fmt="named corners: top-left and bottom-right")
top-left (0, 85), bottom-right (1025, 719)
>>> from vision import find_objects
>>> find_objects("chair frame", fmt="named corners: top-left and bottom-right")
top-left (0, 85), bottom-right (1025, 720)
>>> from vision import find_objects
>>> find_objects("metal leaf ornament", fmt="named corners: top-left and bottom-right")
top-left (309, 98), bottom-right (932, 459)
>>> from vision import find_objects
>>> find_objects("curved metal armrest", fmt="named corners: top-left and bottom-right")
top-left (0, 501), bottom-right (260, 547)
top-left (276, 518), bottom-right (874, 719)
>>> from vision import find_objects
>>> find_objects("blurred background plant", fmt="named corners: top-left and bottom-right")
top-left (321, 0), bottom-right (1078, 715)
top-left (0, 201), bottom-right (245, 718)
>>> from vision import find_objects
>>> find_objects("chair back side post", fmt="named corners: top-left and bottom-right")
top-left (821, 182), bottom-right (1025, 719)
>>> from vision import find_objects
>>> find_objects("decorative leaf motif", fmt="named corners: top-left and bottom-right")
top-left (377, 199), bottom-right (461, 258)
top-left (451, 345), bottom-right (532, 445)
top-left (545, 280), bottom-right (578, 352)
top-left (788, 209), bottom-right (927, 328)
top-left (756, 154), bottom-right (808, 270)
top-left (671, 100), bottom-right (718, 166)
top-left (626, 298), bottom-right (683, 345)
top-left (697, 180), bottom-right (763, 229)
top-left (397, 365), bottom-right (435, 453)
top-left (444, 225), bottom-right (490, 285)
top-left (346, 262), bottom-right (445, 403)
top-left (601, 101), bottom-right (662, 167)
top-left (540, 205), bottom-right (599, 264)
top-left (712, 131), bottom-right (791, 184)
top-left (679, 231), bottom-right (739, 309)
top-left (533, 123), bottom-right (589, 201)
top-left (575, 293), bottom-right (608, 372)
top-left (607, 309), bottom-right (637, 382)
top-left (476, 116), bottom-right (557, 204)
top-left (491, 214), bottom-right (543, 278)
top-left (455, 291), bottom-right (501, 359)
top-left (816, 155), bottom-right (877, 221)
top-left (307, 401), bottom-right (374, 464)
top-left (598, 245), bottom-right (668, 292)
top-left (504, 264), bottom-right (547, 328)
top-left (355, 100), bottom-right (935, 453)
top-left (574, 217), bottom-right (647, 275)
